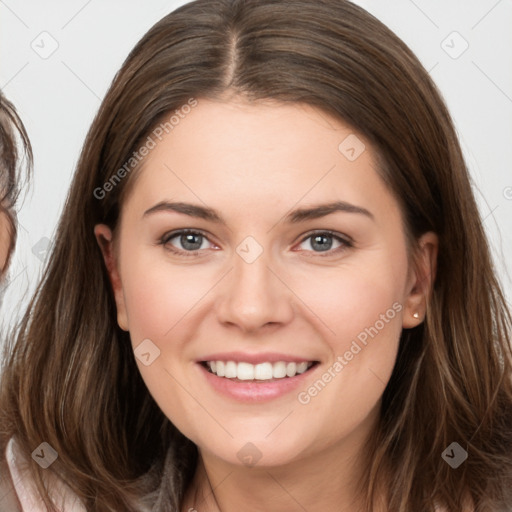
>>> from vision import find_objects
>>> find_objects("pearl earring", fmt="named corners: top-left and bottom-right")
top-left (413, 312), bottom-right (420, 319)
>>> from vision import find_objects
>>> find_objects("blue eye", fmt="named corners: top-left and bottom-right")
top-left (160, 229), bottom-right (212, 256)
top-left (159, 229), bottom-right (352, 257)
top-left (297, 230), bottom-right (353, 257)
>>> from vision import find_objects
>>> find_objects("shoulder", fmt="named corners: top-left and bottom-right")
top-left (0, 462), bottom-right (22, 511)
top-left (3, 436), bottom-right (87, 512)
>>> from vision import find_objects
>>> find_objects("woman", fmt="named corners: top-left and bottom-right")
top-left (0, 91), bottom-right (32, 282)
top-left (1, 1), bottom-right (511, 510)
top-left (0, 91), bottom-right (32, 507)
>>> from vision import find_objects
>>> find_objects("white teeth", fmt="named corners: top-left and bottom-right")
top-left (272, 361), bottom-right (287, 379)
top-left (296, 362), bottom-right (308, 374)
top-left (254, 362), bottom-right (273, 380)
top-left (225, 361), bottom-right (237, 378)
top-left (206, 360), bottom-right (314, 380)
top-left (237, 362), bottom-right (254, 380)
top-left (286, 362), bottom-right (297, 377)
top-left (216, 361), bottom-right (225, 377)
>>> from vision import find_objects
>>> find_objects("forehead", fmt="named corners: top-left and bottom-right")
top-left (120, 98), bottom-right (402, 228)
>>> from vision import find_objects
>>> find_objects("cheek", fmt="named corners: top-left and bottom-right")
top-left (291, 253), bottom-right (406, 418)
top-left (114, 233), bottom-right (408, 462)
top-left (120, 253), bottom-right (211, 342)
top-left (120, 239), bottom-right (407, 363)
top-left (119, 255), bottom-right (209, 428)
top-left (294, 254), bottom-right (406, 351)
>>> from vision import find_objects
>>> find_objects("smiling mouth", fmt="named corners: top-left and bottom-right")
top-left (201, 360), bottom-right (319, 381)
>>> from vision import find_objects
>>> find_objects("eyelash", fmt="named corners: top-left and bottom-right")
top-left (159, 229), bottom-right (353, 258)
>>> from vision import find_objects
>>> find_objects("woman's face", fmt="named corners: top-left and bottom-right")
top-left (96, 99), bottom-right (436, 469)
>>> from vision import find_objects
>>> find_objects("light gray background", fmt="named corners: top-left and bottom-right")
top-left (1, 0), bottom-right (511, 336)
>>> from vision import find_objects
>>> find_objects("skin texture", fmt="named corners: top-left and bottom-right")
top-left (0, 210), bottom-right (11, 278)
top-left (95, 99), bottom-right (437, 512)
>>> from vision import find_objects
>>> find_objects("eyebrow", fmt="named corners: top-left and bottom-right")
top-left (143, 200), bottom-right (374, 224)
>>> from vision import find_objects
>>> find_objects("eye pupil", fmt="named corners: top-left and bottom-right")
top-left (311, 234), bottom-right (332, 252)
top-left (165, 230), bottom-right (346, 256)
top-left (181, 233), bottom-right (202, 250)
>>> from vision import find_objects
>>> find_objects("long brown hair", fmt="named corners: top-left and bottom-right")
top-left (1, 1), bottom-right (511, 510)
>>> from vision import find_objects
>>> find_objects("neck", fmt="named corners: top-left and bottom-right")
top-left (181, 411), bottom-right (379, 512)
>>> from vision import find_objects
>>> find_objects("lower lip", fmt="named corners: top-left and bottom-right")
top-left (198, 363), bottom-right (318, 402)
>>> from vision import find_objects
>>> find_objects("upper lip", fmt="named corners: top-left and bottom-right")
top-left (198, 352), bottom-right (318, 365)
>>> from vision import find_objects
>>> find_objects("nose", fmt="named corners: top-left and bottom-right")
top-left (215, 245), bottom-right (295, 333)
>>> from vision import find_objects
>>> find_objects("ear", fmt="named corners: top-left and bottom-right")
top-left (94, 224), bottom-right (129, 331)
top-left (402, 231), bottom-right (438, 329)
